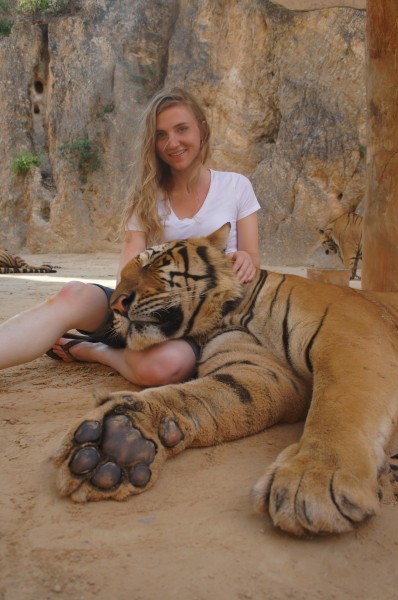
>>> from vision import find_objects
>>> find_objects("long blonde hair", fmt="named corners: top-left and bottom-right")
top-left (122, 87), bottom-right (211, 244)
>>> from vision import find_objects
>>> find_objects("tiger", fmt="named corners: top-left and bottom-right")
top-left (0, 249), bottom-right (59, 273)
top-left (319, 211), bottom-right (363, 279)
top-left (54, 224), bottom-right (398, 537)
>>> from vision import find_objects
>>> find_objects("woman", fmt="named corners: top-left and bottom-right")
top-left (0, 88), bottom-right (260, 385)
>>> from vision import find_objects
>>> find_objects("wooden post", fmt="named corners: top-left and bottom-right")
top-left (362, 0), bottom-right (398, 291)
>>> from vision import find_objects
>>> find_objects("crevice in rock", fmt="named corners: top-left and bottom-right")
top-left (30, 25), bottom-right (49, 158)
top-left (124, 0), bottom-right (180, 102)
top-left (29, 23), bottom-right (57, 220)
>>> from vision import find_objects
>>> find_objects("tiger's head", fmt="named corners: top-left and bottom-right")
top-left (110, 224), bottom-right (243, 351)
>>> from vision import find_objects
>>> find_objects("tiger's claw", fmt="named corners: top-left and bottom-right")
top-left (253, 444), bottom-right (381, 536)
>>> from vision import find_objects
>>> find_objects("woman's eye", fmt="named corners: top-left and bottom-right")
top-left (156, 132), bottom-right (166, 140)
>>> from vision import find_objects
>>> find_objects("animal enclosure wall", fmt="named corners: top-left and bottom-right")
top-left (0, 0), bottom-right (366, 267)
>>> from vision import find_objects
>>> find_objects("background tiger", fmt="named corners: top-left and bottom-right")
top-left (319, 211), bottom-right (363, 279)
top-left (0, 249), bottom-right (59, 273)
top-left (54, 224), bottom-right (398, 537)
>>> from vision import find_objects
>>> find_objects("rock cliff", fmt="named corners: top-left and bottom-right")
top-left (0, 0), bottom-right (366, 265)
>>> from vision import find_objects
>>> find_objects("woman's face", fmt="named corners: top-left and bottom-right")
top-left (155, 104), bottom-right (203, 174)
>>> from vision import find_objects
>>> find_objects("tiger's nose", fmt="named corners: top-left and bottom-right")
top-left (110, 294), bottom-right (130, 316)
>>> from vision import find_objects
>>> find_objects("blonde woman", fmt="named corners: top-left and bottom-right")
top-left (0, 88), bottom-right (261, 385)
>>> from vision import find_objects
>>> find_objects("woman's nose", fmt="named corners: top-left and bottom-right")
top-left (163, 134), bottom-right (178, 151)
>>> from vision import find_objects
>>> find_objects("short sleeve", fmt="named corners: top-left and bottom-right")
top-left (126, 212), bottom-right (145, 232)
top-left (236, 175), bottom-right (261, 220)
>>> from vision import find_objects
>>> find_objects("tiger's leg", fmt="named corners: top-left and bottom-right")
top-left (54, 331), bottom-right (310, 502)
top-left (253, 331), bottom-right (398, 536)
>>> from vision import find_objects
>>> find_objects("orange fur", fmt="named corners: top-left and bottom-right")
top-left (54, 225), bottom-right (398, 537)
top-left (319, 212), bottom-right (363, 279)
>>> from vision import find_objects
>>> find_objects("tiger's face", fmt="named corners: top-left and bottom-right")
top-left (110, 225), bottom-right (243, 351)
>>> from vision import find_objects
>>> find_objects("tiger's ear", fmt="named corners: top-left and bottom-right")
top-left (206, 223), bottom-right (231, 252)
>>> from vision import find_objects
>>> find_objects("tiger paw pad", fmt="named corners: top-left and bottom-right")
top-left (70, 414), bottom-right (157, 491)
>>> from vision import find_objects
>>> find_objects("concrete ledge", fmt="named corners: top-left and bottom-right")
top-left (306, 268), bottom-right (351, 286)
top-left (272, 1), bottom-right (365, 10)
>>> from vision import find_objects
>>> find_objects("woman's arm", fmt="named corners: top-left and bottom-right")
top-left (116, 230), bottom-right (147, 284)
top-left (227, 212), bottom-right (260, 283)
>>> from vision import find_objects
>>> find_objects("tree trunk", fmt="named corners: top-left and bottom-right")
top-left (362, 0), bottom-right (398, 291)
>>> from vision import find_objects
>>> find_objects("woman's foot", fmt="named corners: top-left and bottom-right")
top-left (51, 337), bottom-right (108, 363)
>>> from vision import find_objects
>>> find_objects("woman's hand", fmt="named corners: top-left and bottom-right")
top-left (227, 250), bottom-right (257, 284)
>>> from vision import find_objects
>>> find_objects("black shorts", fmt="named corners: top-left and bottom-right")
top-left (78, 284), bottom-right (201, 359)
top-left (77, 284), bottom-right (125, 348)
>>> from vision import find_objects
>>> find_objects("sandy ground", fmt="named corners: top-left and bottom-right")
top-left (1, 253), bottom-right (397, 600)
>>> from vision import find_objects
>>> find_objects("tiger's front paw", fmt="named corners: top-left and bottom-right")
top-left (253, 444), bottom-right (381, 536)
top-left (53, 393), bottom-right (185, 502)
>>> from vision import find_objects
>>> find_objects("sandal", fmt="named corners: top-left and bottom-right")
top-left (46, 333), bottom-right (98, 361)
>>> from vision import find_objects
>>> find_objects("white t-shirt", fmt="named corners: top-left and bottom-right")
top-left (126, 169), bottom-right (261, 254)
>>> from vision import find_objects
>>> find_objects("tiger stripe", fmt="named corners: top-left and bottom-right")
top-left (56, 224), bottom-right (398, 539)
top-left (0, 249), bottom-right (58, 273)
top-left (304, 308), bottom-right (329, 373)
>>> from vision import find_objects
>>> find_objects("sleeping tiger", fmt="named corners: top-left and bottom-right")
top-left (319, 211), bottom-right (362, 279)
top-left (0, 249), bottom-right (58, 273)
top-left (54, 224), bottom-right (398, 537)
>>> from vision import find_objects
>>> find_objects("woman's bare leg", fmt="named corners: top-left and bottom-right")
top-left (0, 282), bottom-right (109, 369)
top-left (1, 278), bottom-right (197, 385)
top-left (51, 338), bottom-right (197, 386)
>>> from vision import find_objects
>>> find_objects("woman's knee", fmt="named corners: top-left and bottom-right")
top-left (54, 281), bottom-right (100, 301)
top-left (130, 342), bottom-right (197, 387)
top-left (53, 280), bottom-right (93, 304)
top-left (51, 282), bottom-right (109, 329)
top-left (54, 282), bottom-right (108, 309)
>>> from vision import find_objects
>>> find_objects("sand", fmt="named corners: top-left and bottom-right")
top-left (1, 253), bottom-right (397, 600)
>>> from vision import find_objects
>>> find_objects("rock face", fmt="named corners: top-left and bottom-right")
top-left (0, 0), bottom-right (366, 265)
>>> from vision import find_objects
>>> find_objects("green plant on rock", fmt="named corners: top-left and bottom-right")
top-left (131, 64), bottom-right (158, 89)
top-left (97, 103), bottom-right (115, 120)
top-left (16, 0), bottom-right (67, 14)
top-left (12, 151), bottom-right (42, 175)
top-left (0, 1), bottom-right (12, 36)
top-left (0, 17), bottom-right (12, 35)
top-left (59, 138), bottom-right (101, 182)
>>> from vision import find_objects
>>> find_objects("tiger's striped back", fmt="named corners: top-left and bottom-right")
top-left (0, 249), bottom-right (58, 273)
